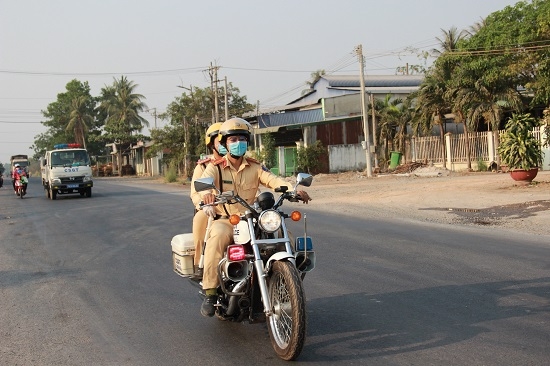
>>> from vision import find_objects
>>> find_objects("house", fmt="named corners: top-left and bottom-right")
top-left (246, 74), bottom-right (423, 174)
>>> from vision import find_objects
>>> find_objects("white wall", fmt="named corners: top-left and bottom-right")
top-left (328, 144), bottom-right (366, 172)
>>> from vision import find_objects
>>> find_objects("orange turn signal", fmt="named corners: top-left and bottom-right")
top-left (229, 214), bottom-right (241, 225)
top-left (290, 211), bottom-right (302, 221)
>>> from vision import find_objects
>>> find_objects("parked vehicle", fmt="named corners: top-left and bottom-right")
top-left (170, 173), bottom-right (316, 361)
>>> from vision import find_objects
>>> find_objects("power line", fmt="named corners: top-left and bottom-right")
top-left (0, 120), bottom-right (42, 124)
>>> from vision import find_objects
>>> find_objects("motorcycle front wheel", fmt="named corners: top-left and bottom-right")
top-left (267, 261), bottom-right (306, 361)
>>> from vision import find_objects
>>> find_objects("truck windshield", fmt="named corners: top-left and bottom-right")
top-left (51, 150), bottom-right (90, 167)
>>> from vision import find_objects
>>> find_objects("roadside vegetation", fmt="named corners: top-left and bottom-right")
top-left (31, 0), bottom-right (550, 177)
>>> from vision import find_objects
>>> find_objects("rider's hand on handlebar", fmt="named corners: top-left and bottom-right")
top-left (202, 193), bottom-right (216, 205)
top-left (296, 190), bottom-right (311, 204)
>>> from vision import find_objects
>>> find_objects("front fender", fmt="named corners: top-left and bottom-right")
top-left (265, 252), bottom-right (295, 273)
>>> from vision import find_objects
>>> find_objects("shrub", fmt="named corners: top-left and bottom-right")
top-left (165, 164), bottom-right (178, 183)
top-left (497, 113), bottom-right (543, 170)
top-left (476, 159), bottom-right (488, 172)
top-left (296, 140), bottom-right (325, 174)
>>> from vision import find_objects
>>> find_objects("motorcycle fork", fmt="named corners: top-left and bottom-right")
top-left (247, 216), bottom-right (293, 318)
top-left (247, 216), bottom-right (273, 316)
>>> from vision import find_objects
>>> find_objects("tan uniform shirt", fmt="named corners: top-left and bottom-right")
top-left (190, 157), bottom-right (214, 209)
top-left (199, 156), bottom-right (292, 216)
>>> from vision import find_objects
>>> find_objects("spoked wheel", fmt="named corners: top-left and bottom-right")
top-left (267, 261), bottom-right (306, 361)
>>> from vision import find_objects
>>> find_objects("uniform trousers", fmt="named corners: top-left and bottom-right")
top-left (192, 210), bottom-right (209, 266)
top-left (202, 219), bottom-right (233, 289)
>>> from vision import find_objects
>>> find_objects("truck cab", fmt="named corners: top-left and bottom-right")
top-left (41, 144), bottom-right (93, 200)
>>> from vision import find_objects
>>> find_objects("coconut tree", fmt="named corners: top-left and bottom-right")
top-left (375, 94), bottom-right (403, 162)
top-left (98, 76), bottom-right (148, 176)
top-left (431, 26), bottom-right (467, 57)
top-left (67, 95), bottom-right (93, 150)
top-left (456, 77), bottom-right (523, 168)
top-left (412, 67), bottom-right (450, 168)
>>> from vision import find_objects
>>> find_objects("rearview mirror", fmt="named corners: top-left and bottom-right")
top-left (194, 177), bottom-right (216, 193)
top-left (296, 173), bottom-right (313, 187)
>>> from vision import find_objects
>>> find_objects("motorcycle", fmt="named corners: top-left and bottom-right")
top-left (15, 176), bottom-right (27, 198)
top-left (170, 173), bottom-right (315, 361)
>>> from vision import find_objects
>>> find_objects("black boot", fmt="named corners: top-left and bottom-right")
top-left (200, 295), bottom-right (217, 317)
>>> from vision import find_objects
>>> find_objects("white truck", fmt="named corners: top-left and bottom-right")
top-left (40, 144), bottom-right (93, 200)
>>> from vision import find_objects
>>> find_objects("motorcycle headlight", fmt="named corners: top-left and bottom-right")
top-left (258, 210), bottom-right (282, 233)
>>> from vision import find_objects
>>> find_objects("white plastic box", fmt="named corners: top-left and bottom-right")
top-left (171, 233), bottom-right (195, 276)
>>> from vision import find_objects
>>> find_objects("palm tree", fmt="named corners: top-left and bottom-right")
top-left (457, 79), bottom-right (523, 168)
top-left (374, 94), bottom-right (402, 164)
top-left (67, 96), bottom-right (93, 150)
top-left (412, 69), bottom-right (450, 168)
top-left (432, 27), bottom-right (467, 57)
top-left (99, 76), bottom-right (148, 176)
top-left (464, 17), bottom-right (487, 38)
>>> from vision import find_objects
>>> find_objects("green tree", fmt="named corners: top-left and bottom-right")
top-left (259, 133), bottom-right (277, 169)
top-left (98, 76), bottom-right (148, 176)
top-left (68, 95), bottom-right (93, 149)
top-left (34, 79), bottom-right (98, 159)
top-left (411, 67), bottom-right (450, 168)
top-left (149, 83), bottom-right (253, 178)
top-left (296, 141), bottom-right (325, 174)
top-left (431, 26), bottom-right (467, 57)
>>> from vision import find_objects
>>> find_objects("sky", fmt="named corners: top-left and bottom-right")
top-left (0, 0), bottom-right (520, 166)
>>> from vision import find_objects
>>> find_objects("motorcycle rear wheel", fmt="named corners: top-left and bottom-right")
top-left (267, 261), bottom-right (306, 361)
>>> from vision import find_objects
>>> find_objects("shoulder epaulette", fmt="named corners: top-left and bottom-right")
top-left (196, 157), bottom-right (211, 165)
top-left (212, 157), bottom-right (227, 167)
top-left (245, 157), bottom-right (260, 164)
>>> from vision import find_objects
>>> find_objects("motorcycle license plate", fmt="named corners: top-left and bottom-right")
top-left (67, 184), bottom-right (79, 188)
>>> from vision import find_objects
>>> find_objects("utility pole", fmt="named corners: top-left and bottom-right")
top-left (209, 63), bottom-right (220, 122)
top-left (355, 44), bottom-right (373, 177)
top-left (224, 76), bottom-right (229, 121)
top-left (183, 115), bottom-right (188, 179)
top-left (148, 108), bottom-right (157, 129)
top-left (176, 84), bottom-right (194, 179)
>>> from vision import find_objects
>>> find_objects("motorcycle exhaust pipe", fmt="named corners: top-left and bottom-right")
top-left (226, 280), bottom-right (248, 316)
top-left (223, 260), bottom-right (249, 282)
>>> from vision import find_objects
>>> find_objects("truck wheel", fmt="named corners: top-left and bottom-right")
top-left (50, 188), bottom-right (57, 200)
top-left (85, 187), bottom-right (92, 198)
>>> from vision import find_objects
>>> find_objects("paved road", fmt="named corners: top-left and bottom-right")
top-left (1, 177), bottom-right (549, 365)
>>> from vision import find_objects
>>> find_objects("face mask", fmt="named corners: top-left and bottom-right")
top-left (217, 144), bottom-right (228, 156)
top-left (228, 141), bottom-right (248, 157)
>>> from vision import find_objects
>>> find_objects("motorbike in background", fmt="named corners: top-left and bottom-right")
top-left (14, 176), bottom-right (27, 198)
top-left (170, 173), bottom-right (316, 361)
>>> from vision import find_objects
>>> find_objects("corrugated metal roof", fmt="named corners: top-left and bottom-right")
top-left (257, 109), bottom-right (323, 128)
top-left (323, 74), bottom-right (423, 88)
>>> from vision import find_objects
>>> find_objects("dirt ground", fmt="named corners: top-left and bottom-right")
top-left (307, 166), bottom-right (550, 236)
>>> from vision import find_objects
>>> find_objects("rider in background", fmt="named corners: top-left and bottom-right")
top-left (12, 163), bottom-right (28, 196)
top-left (197, 117), bottom-right (311, 317)
top-left (189, 122), bottom-right (226, 279)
